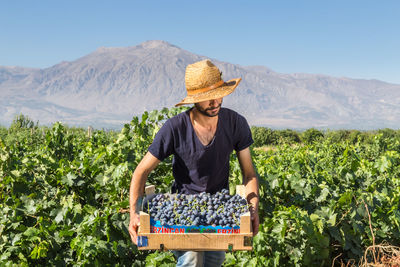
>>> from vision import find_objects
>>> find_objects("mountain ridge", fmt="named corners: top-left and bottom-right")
top-left (1, 40), bottom-right (400, 130)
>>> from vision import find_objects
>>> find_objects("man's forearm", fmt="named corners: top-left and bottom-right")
top-left (129, 152), bottom-right (160, 215)
top-left (244, 176), bottom-right (259, 211)
top-left (129, 171), bottom-right (147, 214)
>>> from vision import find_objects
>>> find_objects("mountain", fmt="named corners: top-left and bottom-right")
top-left (1, 40), bottom-right (400, 129)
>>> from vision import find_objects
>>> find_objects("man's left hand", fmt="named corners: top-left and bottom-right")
top-left (250, 206), bottom-right (259, 236)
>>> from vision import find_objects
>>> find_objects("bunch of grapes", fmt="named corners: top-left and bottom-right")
top-left (144, 189), bottom-right (249, 228)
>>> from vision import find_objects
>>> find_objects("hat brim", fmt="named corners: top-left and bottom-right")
top-left (175, 78), bottom-right (242, 107)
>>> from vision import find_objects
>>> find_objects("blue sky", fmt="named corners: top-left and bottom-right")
top-left (1, 0), bottom-right (399, 84)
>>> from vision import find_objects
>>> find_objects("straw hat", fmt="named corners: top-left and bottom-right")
top-left (175, 59), bottom-right (241, 106)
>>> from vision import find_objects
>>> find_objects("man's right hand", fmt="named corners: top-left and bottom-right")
top-left (129, 152), bottom-right (161, 245)
top-left (129, 212), bottom-right (140, 245)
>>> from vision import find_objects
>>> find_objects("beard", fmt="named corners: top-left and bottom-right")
top-left (194, 101), bottom-right (222, 117)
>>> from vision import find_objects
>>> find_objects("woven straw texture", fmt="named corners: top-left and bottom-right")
top-left (175, 59), bottom-right (241, 106)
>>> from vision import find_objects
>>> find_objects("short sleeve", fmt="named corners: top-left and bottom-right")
top-left (234, 114), bottom-right (254, 152)
top-left (148, 120), bottom-right (174, 161)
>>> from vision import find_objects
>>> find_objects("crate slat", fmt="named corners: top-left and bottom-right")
top-left (239, 212), bottom-right (252, 234)
top-left (138, 211), bottom-right (150, 234)
top-left (145, 185), bottom-right (155, 196)
top-left (236, 185), bottom-right (246, 198)
top-left (137, 232), bottom-right (252, 251)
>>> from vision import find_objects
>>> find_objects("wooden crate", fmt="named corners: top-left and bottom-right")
top-left (137, 185), bottom-right (253, 251)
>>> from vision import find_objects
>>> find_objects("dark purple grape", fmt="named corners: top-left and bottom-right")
top-left (145, 189), bottom-right (249, 227)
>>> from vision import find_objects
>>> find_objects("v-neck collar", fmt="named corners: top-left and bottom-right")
top-left (187, 107), bottom-right (221, 148)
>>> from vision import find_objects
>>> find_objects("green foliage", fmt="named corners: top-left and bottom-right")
top-left (325, 129), bottom-right (354, 143)
top-left (0, 108), bottom-right (186, 266)
top-left (376, 128), bottom-right (400, 140)
top-left (251, 126), bottom-right (276, 146)
top-left (324, 129), bottom-right (372, 144)
top-left (275, 129), bottom-right (301, 144)
top-left (301, 128), bottom-right (324, 144)
top-left (0, 126), bottom-right (7, 140)
top-left (251, 127), bottom-right (301, 146)
top-left (1, 109), bottom-right (400, 266)
top-left (10, 114), bottom-right (38, 130)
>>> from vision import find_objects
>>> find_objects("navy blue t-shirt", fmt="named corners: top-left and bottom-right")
top-left (148, 107), bottom-right (253, 194)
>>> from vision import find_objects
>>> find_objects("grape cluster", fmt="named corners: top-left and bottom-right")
top-left (143, 189), bottom-right (249, 228)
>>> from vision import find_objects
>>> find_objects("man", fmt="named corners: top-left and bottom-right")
top-left (129, 59), bottom-right (259, 267)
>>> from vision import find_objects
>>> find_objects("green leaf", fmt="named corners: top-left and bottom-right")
top-left (54, 209), bottom-right (64, 224)
top-left (11, 170), bottom-right (21, 177)
top-left (62, 172), bottom-right (77, 187)
top-left (316, 187), bottom-right (330, 202)
top-left (271, 178), bottom-right (279, 189)
top-left (338, 191), bottom-right (352, 206)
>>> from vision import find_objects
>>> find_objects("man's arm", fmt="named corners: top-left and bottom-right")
top-left (236, 147), bottom-right (259, 236)
top-left (129, 151), bottom-right (160, 244)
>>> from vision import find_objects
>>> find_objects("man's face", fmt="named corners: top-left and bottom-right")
top-left (194, 98), bottom-right (223, 117)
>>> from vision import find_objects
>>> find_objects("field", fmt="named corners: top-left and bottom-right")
top-left (1, 110), bottom-right (400, 266)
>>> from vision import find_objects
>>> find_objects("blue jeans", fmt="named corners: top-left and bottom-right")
top-left (172, 251), bottom-right (225, 267)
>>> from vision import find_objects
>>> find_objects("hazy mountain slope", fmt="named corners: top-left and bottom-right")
top-left (1, 40), bottom-right (400, 129)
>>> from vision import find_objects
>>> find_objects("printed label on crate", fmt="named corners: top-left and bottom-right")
top-left (150, 218), bottom-right (240, 234)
